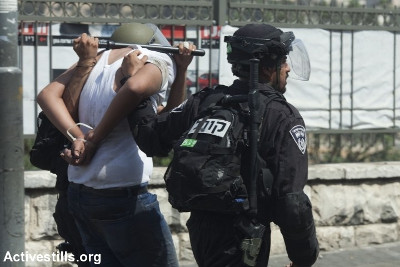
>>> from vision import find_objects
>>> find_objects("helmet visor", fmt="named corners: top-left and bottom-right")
top-left (145, 23), bottom-right (171, 47)
top-left (287, 39), bottom-right (311, 81)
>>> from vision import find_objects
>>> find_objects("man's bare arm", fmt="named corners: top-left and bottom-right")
top-left (161, 42), bottom-right (196, 113)
top-left (37, 33), bottom-right (99, 165)
top-left (63, 33), bottom-right (99, 121)
top-left (86, 62), bottom-right (163, 145)
top-left (87, 43), bottom-right (196, 143)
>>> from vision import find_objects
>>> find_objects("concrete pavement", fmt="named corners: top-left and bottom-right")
top-left (181, 241), bottom-right (400, 267)
top-left (270, 241), bottom-right (400, 267)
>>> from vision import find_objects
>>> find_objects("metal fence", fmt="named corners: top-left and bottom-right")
top-left (18, 0), bottom-right (400, 163)
top-left (18, 0), bottom-right (400, 31)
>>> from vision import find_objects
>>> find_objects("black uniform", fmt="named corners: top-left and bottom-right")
top-left (132, 79), bottom-right (319, 267)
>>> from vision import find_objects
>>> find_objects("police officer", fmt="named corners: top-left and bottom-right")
top-left (132, 23), bottom-right (319, 267)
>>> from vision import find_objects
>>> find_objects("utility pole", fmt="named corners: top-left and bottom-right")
top-left (0, 0), bottom-right (25, 265)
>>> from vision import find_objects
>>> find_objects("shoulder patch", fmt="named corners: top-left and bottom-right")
top-left (289, 125), bottom-right (307, 154)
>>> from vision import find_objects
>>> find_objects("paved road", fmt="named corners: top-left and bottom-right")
top-left (270, 241), bottom-right (400, 267)
top-left (181, 241), bottom-right (400, 267)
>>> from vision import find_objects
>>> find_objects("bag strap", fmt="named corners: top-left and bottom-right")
top-left (251, 92), bottom-right (285, 200)
top-left (191, 115), bottom-right (210, 139)
top-left (196, 86), bottom-right (230, 116)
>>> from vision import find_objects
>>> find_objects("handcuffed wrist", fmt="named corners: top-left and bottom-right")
top-left (73, 138), bottom-right (87, 143)
top-left (67, 123), bottom-right (94, 142)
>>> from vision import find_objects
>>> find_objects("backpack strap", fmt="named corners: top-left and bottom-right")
top-left (255, 91), bottom-right (286, 198)
top-left (257, 91), bottom-right (284, 142)
top-left (196, 85), bottom-right (230, 116)
top-left (191, 115), bottom-right (210, 139)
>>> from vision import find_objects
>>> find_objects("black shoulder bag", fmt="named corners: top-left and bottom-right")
top-left (29, 111), bottom-right (70, 173)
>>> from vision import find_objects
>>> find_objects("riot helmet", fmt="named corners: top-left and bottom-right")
top-left (225, 24), bottom-right (310, 81)
top-left (110, 23), bottom-right (170, 46)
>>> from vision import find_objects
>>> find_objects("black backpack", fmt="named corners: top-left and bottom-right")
top-left (164, 86), bottom-right (254, 213)
top-left (30, 111), bottom-right (70, 173)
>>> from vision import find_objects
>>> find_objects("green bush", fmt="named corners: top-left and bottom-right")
top-left (152, 151), bottom-right (173, 167)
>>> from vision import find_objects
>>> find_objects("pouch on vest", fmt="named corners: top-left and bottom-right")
top-left (164, 91), bottom-right (250, 213)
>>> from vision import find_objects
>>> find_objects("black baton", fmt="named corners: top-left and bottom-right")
top-left (98, 40), bottom-right (205, 57)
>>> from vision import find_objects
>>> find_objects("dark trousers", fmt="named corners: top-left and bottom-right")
top-left (68, 182), bottom-right (178, 267)
top-left (187, 211), bottom-right (271, 267)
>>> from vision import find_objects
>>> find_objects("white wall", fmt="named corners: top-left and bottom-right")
top-left (219, 26), bottom-right (400, 130)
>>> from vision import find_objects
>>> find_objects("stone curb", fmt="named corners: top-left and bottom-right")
top-left (24, 161), bottom-right (400, 189)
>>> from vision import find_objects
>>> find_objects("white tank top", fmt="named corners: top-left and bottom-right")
top-left (68, 49), bottom-right (173, 189)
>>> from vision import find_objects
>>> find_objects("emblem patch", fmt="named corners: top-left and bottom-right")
top-left (289, 125), bottom-right (307, 154)
top-left (188, 118), bottom-right (231, 138)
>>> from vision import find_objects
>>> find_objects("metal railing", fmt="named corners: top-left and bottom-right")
top-left (226, 2), bottom-right (400, 32)
top-left (18, 0), bottom-right (400, 162)
top-left (18, 0), bottom-right (215, 25)
top-left (18, 0), bottom-right (400, 31)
